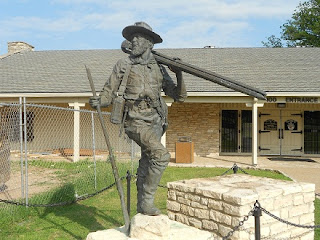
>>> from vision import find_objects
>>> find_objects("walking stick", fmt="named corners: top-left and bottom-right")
top-left (85, 65), bottom-right (130, 233)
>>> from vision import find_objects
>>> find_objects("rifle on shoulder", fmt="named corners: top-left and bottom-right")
top-left (121, 40), bottom-right (267, 100)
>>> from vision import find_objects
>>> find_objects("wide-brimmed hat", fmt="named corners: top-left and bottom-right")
top-left (122, 22), bottom-right (163, 44)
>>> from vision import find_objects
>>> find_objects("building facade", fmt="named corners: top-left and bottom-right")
top-left (166, 100), bottom-right (320, 158)
top-left (0, 42), bottom-right (319, 163)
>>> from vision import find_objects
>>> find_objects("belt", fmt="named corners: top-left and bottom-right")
top-left (126, 97), bottom-right (164, 119)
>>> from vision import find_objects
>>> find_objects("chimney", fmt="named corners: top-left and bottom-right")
top-left (7, 41), bottom-right (34, 54)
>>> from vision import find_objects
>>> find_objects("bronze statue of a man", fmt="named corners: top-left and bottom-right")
top-left (89, 22), bottom-right (187, 215)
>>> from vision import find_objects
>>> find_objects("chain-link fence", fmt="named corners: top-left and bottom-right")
top-left (0, 99), bottom-right (140, 214)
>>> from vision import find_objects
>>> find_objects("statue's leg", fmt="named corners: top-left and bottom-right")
top-left (140, 147), bottom-right (170, 216)
top-left (126, 120), bottom-right (170, 216)
top-left (136, 148), bottom-right (149, 213)
top-left (140, 122), bottom-right (170, 216)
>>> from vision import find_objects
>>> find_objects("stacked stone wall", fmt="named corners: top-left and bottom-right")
top-left (167, 175), bottom-right (315, 240)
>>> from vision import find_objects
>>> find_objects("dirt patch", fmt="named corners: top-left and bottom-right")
top-left (0, 164), bottom-right (61, 202)
top-left (52, 148), bottom-right (105, 157)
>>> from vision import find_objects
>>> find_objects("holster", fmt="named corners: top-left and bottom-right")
top-left (110, 63), bottom-right (132, 125)
top-left (110, 95), bottom-right (125, 124)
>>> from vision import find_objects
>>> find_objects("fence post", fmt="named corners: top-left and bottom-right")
top-left (23, 97), bottom-right (29, 207)
top-left (131, 140), bottom-right (134, 174)
top-left (91, 112), bottom-right (97, 190)
top-left (126, 170), bottom-right (131, 217)
top-left (232, 163), bottom-right (239, 174)
top-left (254, 201), bottom-right (262, 240)
top-left (19, 97), bottom-right (24, 199)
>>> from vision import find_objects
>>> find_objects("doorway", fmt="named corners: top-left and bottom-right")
top-left (259, 110), bottom-right (303, 156)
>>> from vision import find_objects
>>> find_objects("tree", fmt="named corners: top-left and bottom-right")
top-left (261, 35), bottom-right (283, 48)
top-left (262, 0), bottom-right (320, 47)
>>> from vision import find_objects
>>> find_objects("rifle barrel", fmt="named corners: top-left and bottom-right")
top-left (152, 50), bottom-right (267, 100)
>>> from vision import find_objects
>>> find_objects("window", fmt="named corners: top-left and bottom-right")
top-left (304, 111), bottom-right (320, 154)
top-left (221, 110), bottom-right (238, 152)
top-left (241, 110), bottom-right (252, 153)
top-left (221, 110), bottom-right (252, 153)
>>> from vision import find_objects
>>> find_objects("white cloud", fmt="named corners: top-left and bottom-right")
top-left (107, 0), bottom-right (300, 20)
top-left (161, 20), bottom-right (251, 48)
top-left (0, 0), bottom-right (302, 51)
top-left (50, 0), bottom-right (301, 20)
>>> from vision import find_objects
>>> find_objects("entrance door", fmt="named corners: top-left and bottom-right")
top-left (259, 110), bottom-right (302, 156)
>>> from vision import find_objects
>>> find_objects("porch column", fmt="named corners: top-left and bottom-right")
top-left (69, 102), bottom-right (86, 162)
top-left (252, 98), bottom-right (259, 166)
top-left (247, 99), bottom-right (264, 166)
top-left (161, 102), bottom-right (172, 147)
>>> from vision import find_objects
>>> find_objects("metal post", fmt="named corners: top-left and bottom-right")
top-left (131, 140), bottom-right (134, 174)
top-left (232, 163), bottom-right (239, 174)
top-left (126, 170), bottom-right (131, 217)
top-left (91, 112), bottom-right (97, 190)
top-left (19, 97), bottom-right (24, 199)
top-left (254, 201), bottom-right (262, 240)
top-left (23, 97), bottom-right (28, 207)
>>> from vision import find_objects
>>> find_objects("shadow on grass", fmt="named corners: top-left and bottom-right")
top-left (35, 183), bottom-right (122, 239)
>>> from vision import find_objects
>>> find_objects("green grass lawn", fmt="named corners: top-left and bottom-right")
top-left (0, 166), bottom-right (319, 239)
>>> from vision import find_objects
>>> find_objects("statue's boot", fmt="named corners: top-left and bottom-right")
top-left (136, 175), bottom-right (145, 213)
top-left (140, 167), bottom-right (163, 216)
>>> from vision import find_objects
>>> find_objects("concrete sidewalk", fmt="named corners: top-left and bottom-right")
top-left (169, 155), bottom-right (320, 195)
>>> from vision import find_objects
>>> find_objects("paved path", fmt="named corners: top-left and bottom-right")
top-left (169, 155), bottom-right (320, 195)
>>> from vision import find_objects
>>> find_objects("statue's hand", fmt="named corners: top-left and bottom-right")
top-left (168, 58), bottom-right (182, 74)
top-left (89, 96), bottom-right (101, 109)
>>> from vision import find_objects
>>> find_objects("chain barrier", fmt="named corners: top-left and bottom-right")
top-left (259, 203), bottom-right (320, 229)
top-left (221, 163), bottom-right (248, 176)
top-left (220, 197), bottom-right (320, 240)
top-left (0, 175), bottom-right (126, 208)
top-left (222, 205), bottom-right (255, 240)
top-left (238, 166), bottom-right (249, 175)
top-left (126, 172), bottom-right (167, 189)
top-left (221, 165), bottom-right (235, 176)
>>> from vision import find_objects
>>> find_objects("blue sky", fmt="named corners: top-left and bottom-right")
top-left (0, 0), bottom-right (302, 54)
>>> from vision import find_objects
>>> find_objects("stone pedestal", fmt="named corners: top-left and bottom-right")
top-left (86, 214), bottom-right (217, 240)
top-left (167, 175), bottom-right (315, 240)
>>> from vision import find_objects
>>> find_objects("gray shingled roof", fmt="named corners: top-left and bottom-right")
top-left (0, 48), bottom-right (319, 94)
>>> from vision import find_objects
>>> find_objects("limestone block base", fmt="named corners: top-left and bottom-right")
top-left (86, 214), bottom-right (217, 240)
top-left (167, 175), bottom-right (315, 240)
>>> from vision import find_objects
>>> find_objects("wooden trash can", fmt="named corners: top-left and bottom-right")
top-left (175, 136), bottom-right (194, 163)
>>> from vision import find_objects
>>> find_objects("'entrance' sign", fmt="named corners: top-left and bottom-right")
top-left (267, 97), bottom-right (318, 103)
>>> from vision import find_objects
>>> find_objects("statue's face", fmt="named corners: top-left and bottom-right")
top-left (130, 33), bottom-right (151, 57)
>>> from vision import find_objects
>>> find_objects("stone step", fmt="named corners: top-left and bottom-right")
top-left (86, 214), bottom-right (217, 240)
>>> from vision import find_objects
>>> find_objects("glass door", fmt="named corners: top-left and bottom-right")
top-left (221, 110), bottom-right (238, 153)
top-left (304, 111), bottom-right (320, 154)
